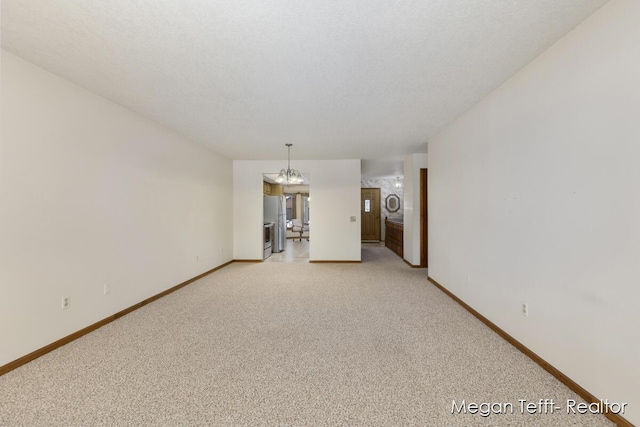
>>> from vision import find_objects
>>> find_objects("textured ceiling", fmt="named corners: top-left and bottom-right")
top-left (2, 0), bottom-right (607, 173)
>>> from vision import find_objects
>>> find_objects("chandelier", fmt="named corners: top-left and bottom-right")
top-left (275, 144), bottom-right (304, 184)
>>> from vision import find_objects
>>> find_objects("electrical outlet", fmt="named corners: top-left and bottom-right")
top-left (104, 283), bottom-right (110, 295)
top-left (196, 255), bottom-right (199, 262)
top-left (466, 275), bottom-right (470, 286)
top-left (522, 302), bottom-right (529, 317)
top-left (62, 296), bottom-right (71, 310)
top-left (220, 247), bottom-right (224, 253)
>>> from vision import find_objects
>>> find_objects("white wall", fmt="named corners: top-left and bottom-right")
top-left (0, 51), bottom-right (233, 367)
top-left (428, 0), bottom-right (639, 423)
top-left (403, 153), bottom-right (428, 266)
top-left (234, 160), bottom-right (361, 261)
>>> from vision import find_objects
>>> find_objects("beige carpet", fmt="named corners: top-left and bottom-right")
top-left (0, 246), bottom-right (614, 426)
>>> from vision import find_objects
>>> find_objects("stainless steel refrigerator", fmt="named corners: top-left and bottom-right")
top-left (263, 195), bottom-right (286, 253)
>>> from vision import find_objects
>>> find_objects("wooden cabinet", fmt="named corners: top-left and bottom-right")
top-left (263, 181), bottom-right (283, 196)
top-left (385, 218), bottom-right (403, 258)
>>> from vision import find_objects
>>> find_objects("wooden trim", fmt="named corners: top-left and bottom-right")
top-left (420, 168), bottom-right (428, 268)
top-left (427, 276), bottom-right (634, 427)
top-left (403, 259), bottom-right (421, 268)
top-left (309, 260), bottom-right (361, 263)
top-left (0, 261), bottom-right (233, 377)
top-left (233, 259), bottom-right (263, 262)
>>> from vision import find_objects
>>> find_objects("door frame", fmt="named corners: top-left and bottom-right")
top-left (420, 168), bottom-right (428, 268)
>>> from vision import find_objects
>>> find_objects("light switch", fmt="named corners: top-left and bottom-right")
top-left (350, 216), bottom-right (357, 222)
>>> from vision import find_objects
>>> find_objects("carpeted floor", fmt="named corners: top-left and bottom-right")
top-left (0, 246), bottom-right (614, 426)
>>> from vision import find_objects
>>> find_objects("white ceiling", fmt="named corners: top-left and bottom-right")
top-left (361, 157), bottom-right (405, 181)
top-left (2, 0), bottom-right (607, 177)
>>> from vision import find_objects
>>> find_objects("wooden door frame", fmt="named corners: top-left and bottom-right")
top-left (420, 169), bottom-right (428, 268)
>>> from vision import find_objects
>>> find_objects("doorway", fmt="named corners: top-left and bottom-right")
top-left (262, 173), bottom-right (310, 262)
top-left (361, 188), bottom-right (381, 241)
